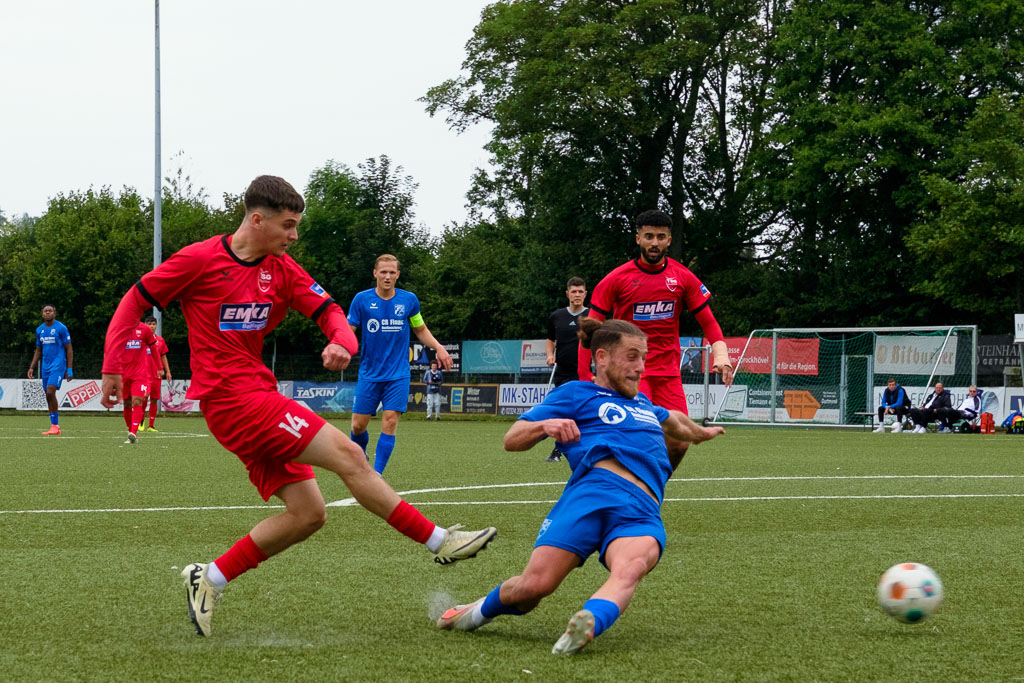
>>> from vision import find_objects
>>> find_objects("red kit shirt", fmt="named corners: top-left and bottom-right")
top-left (588, 258), bottom-right (712, 376)
top-left (122, 323), bottom-right (158, 381)
top-left (133, 235), bottom-right (338, 399)
top-left (147, 335), bottom-right (169, 379)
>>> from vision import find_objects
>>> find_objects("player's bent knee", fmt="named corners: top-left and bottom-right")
top-left (292, 505), bottom-right (327, 537)
top-left (613, 556), bottom-right (654, 585)
top-left (514, 573), bottom-right (562, 602)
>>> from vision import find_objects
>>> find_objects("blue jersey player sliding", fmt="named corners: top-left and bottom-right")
top-left (27, 304), bottom-right (73, 435)
top-left (347, 254), bottom-right (452, 475)
top-left (436, 317), bottom-right (725, 655)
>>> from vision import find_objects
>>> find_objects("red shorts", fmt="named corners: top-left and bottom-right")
top-left (200, 389), bottom-right (326, 501)
top-left (638, 375), bottom-right (688, 414)
top-left (123, 377), bottom-right (154, 400)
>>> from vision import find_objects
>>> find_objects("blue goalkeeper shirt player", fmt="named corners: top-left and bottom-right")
top-left (436, 317), bottom-right (724, 655)
top-left (27, 304), bottom-right (73, 435)
top-left (348, 254), bottom-right (452, 474)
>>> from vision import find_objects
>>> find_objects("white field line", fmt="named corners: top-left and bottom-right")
top-left (2, 475), bottom-right (1021, 515)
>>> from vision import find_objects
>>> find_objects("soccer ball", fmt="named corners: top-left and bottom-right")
top-left (877, 562), bottom-right (943, 624)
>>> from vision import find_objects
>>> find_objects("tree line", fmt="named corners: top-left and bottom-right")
top-left (2, 0), bottom-right (1022, 375)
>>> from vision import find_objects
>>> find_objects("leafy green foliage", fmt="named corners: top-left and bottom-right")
top-left (909, 92), bottom-right (1024, 328)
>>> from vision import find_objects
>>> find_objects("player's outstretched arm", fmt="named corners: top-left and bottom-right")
top-left (503, 418), bottom-right (580, 452)
top-left (662, 410), bottom-right (724, 446)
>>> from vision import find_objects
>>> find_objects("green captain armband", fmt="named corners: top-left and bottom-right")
top-left (409, 313), bottom-right (425, 327)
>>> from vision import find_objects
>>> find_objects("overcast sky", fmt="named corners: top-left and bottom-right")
top-left (0, 1), bottom-right (494, 233)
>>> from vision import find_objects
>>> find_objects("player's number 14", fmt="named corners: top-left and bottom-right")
top-left (278, 412), bottom-right (309, 438)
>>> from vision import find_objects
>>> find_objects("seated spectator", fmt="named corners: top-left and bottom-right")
top-left (874, 378), bottom-right (911, 433)
top-left (908, 382), bottom-right (953, 434)
top-left (944, 385), bottom-right (982, 429)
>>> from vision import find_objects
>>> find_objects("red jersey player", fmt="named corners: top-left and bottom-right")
top-left (578, 209), bottom-right (733, 463)
top-left (144, 315), bottom-right (171, 432)
top-left (100, 176), bottom-right (497, 638)
top-left (119, 321), bottom-right (158, 443)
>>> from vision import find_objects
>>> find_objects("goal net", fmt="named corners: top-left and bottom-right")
top-left (710, 327), bottom-right (978, 427)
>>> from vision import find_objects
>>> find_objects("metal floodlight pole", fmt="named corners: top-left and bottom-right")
top-left (153, 0), bottom-right (163, 334)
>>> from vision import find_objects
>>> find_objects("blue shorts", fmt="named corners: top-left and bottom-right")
top-left (42, 369), bottom-right (65, 390)
top-left (353, 377), bottom-right (411, 415)
top-left (535, 467), bottom-right (666, 568)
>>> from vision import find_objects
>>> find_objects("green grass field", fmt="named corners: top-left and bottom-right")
top-left (2, 413), bottom-right (1021, 681)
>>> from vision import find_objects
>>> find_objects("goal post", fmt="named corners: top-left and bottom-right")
top-left (710, 326), bottom-right (978, 427)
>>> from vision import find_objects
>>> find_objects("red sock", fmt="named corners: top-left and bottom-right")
top-left (148, 397), bottom-right (158, 427)
top-left (214, 534), bottom-right (268, 582)
top-left (130, 404), bottom-right (145, 434)
top-left (386, 500), bottom-right (435, 544)
top-left (123, 405), bottom-right (132, 429)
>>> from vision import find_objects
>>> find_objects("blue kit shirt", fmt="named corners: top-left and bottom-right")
top-left (35, 321), bottom-right (72, 375)
top-left (519, 381), bottom-right (673, 503)
top-left (347, 288), bottom-right (421, 381)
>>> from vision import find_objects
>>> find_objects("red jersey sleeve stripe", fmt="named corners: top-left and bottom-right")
top-left (310, 298), bottom-right (336, 322)
top-left (689, 296), bottom-right (713, 315)
top-left (135, 280), bottom-right (163, 311)
top-left (590, 302), bottom-right (611, 317)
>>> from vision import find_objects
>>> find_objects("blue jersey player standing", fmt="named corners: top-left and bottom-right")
top-left (437, 317), bottom-right (724, 655)
top-left (27, 304), bottom-right (74, 435)
top-left (347, 254), bottom-right (452, 475)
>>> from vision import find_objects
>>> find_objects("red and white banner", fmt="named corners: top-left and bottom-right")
top-left (723, 336), bottom-right (821, 375)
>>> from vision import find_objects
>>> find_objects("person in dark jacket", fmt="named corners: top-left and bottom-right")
top-left (874, 378), bottom-right (911, 433)
top-left (908, 382), bottom-right (953, 434)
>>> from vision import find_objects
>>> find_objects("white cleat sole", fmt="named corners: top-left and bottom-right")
top-left (552, 609), bottom-right (595, 655)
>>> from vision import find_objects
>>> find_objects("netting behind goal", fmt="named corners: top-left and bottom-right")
top-left (711, 327), bottom-right (977, 427)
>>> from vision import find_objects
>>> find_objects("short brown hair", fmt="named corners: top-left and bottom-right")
top-left (244, 175), bottom-right (305, 214)
top-left (375, 254), bottom-right (400, 270)
top-left (567, 276), bottom-right (585, 289)
top-left (578, 317), bottom-right (645, 352)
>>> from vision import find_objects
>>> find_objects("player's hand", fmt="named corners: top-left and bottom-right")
top-left (542, 418), bottom-right (580, 443)
top-left (322, 343), bottom-right (352, 371)
top-left (720, 364), bottom-right (734, 386)
top-left (694, 425), bottom-right (726, 443)
top-left (546, 354), bottom-right (555, 366)
top-left (101, 373), bottom-right (124, 409)
top-left (435, 346), bottom-right (453, 371)
top-left (26, 367), bottom-right (34, 379)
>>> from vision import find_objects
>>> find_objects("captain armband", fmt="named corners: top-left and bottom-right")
top-left (409, 313), bottom-right (425, 328)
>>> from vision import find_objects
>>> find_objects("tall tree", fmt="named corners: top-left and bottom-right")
top-left (909, 92), bottom-right (1024, 330)
top-left (766, 0), bottom-right (1024, 327)
top-left (423, 0), bottom-right (773, 260)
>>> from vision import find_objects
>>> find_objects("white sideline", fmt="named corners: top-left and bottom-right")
top-left (2, 474), bottom-right (1021, 515)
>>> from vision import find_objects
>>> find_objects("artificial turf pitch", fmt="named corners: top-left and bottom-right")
top-left (1, 413), bottom-right (1021, 681)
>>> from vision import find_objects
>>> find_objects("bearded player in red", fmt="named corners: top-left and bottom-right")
top-left (578, 210), bottom-right (733, 464)
top-left (100, 176), bottom-right (497, 637)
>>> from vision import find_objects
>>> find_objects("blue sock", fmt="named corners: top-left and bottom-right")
top-left (350, 430), bottom-right (369, 454)
top-left (480, 584), bottom-right (526, 619)
top-left (374, 433), bottom-right (396, 474)
top-left (50, 412), bottom-right (59, 426)
top-left (583, 598), bottom-right (620, 637)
